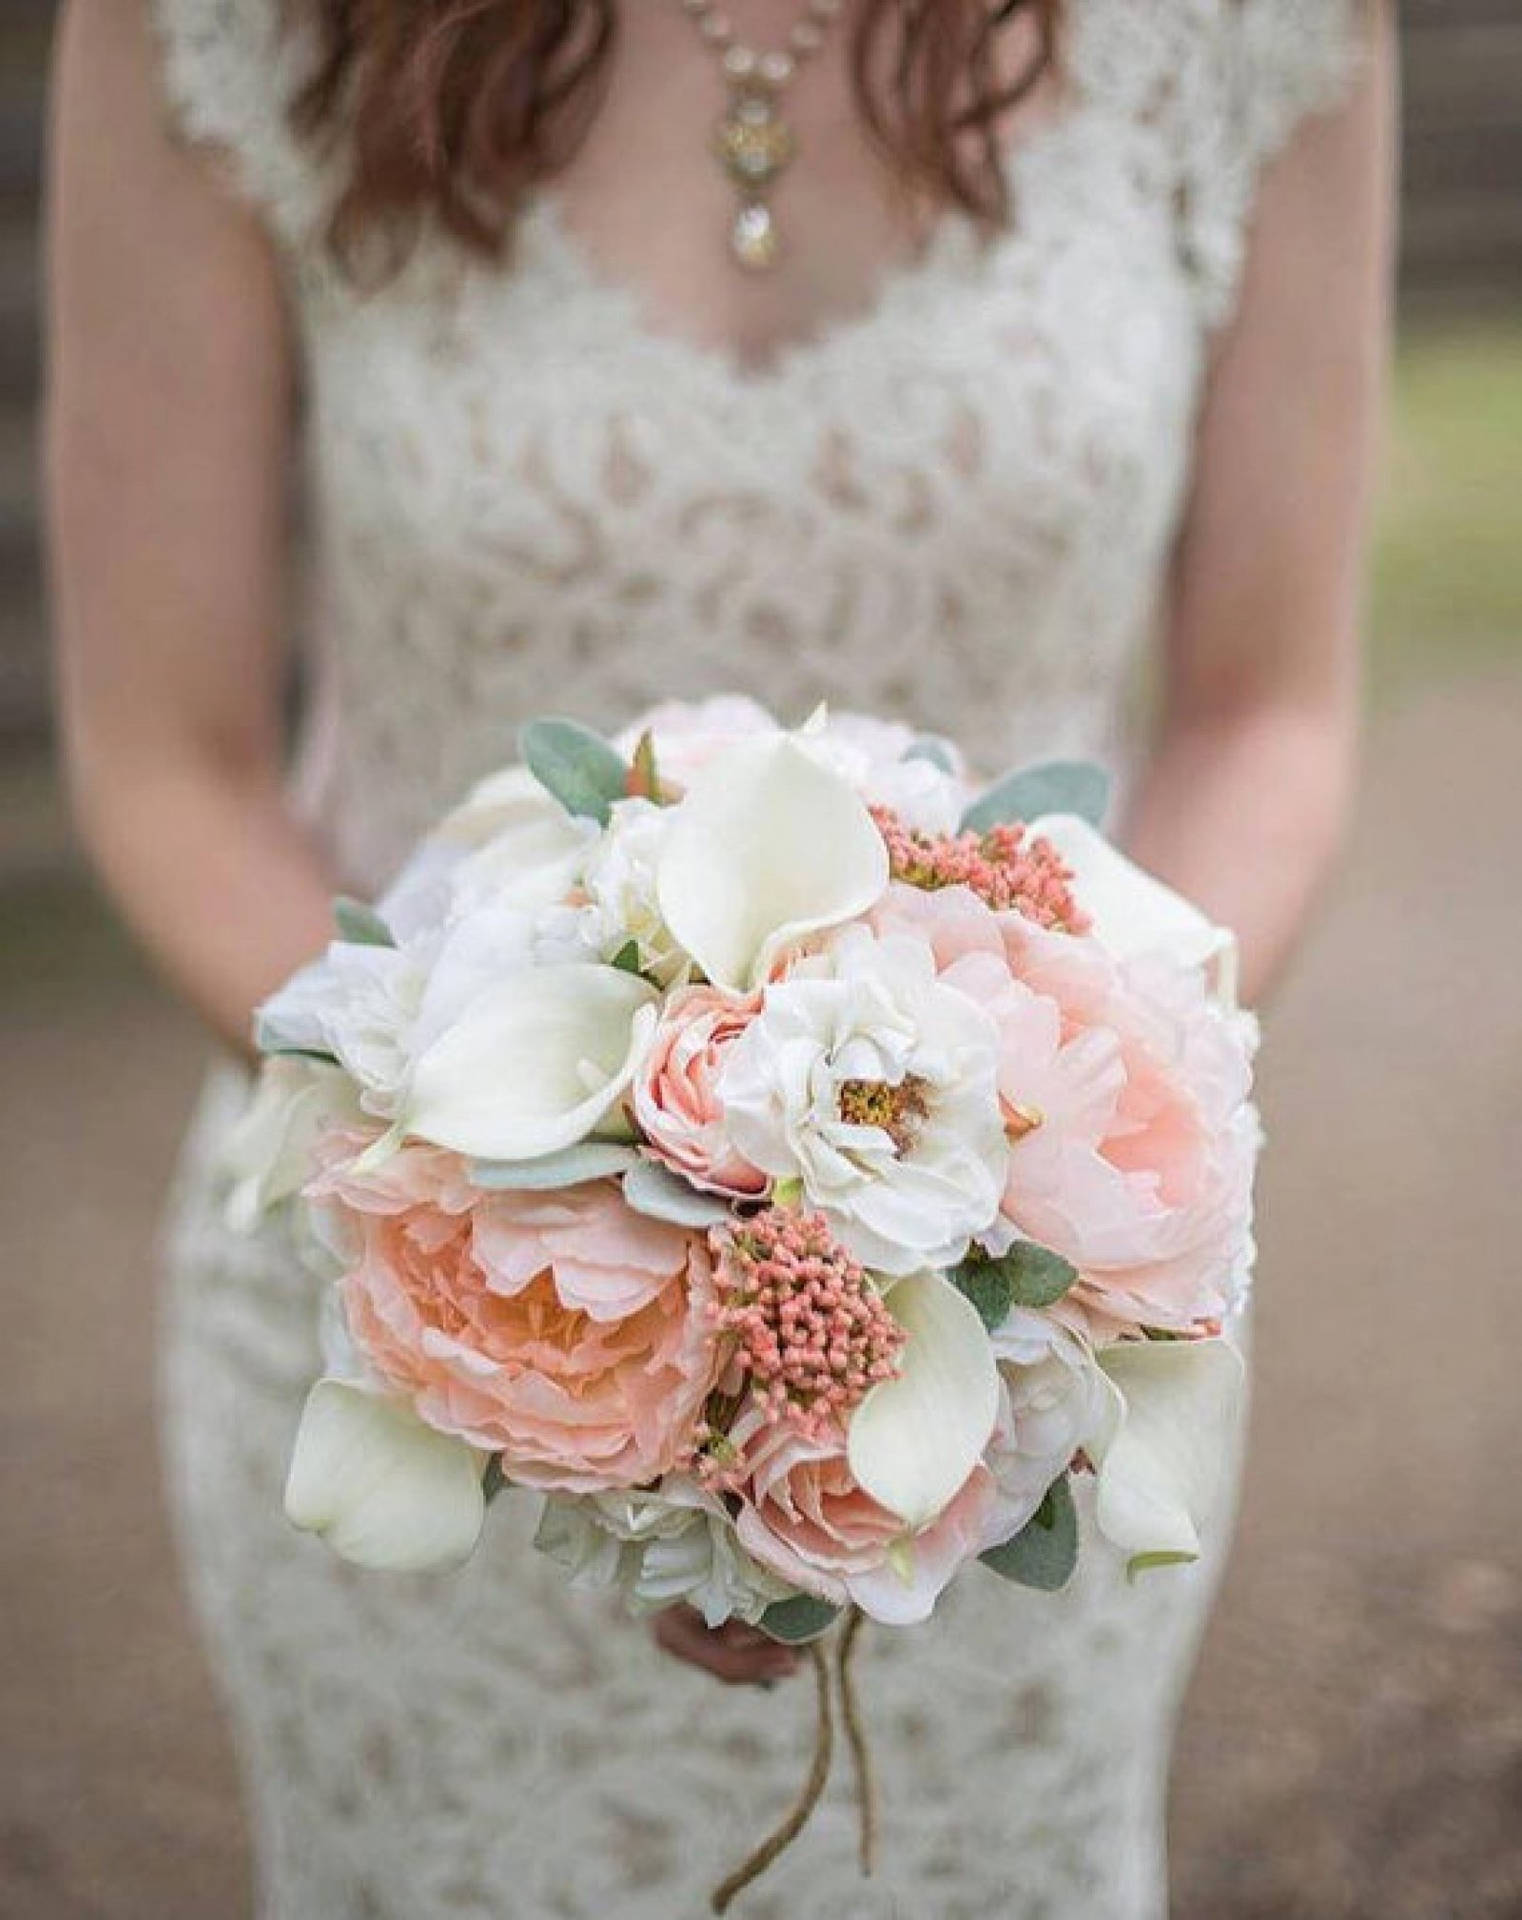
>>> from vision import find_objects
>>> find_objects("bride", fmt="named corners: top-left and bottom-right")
top-left (46, 0), bottom-right (1392, 1913)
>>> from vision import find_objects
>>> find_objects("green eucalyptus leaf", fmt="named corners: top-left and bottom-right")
top-left (610, 939), bottom-right (644, 975)
top-left (952, 1241), bottom-right (1078, 1324)
top-left (760, 1594), bottom-right (842, 1644)
top-left (980, 1476), bottom-right (1078, 1591)
top-left (468, 1142), bottom-right (640, 1190)
top-left (333, 896), bottom-right (396, 948)
top-left (904, 736), bottom-right (957, 774)
top-left (520, 717), bottom-right (630, 826)
top-left (949, 1255), bottom-right (1017, 1333)
top-left (622, 1157), bottom-right (736, 1228)
top-left (960, 760), bottom-right (1112, 834)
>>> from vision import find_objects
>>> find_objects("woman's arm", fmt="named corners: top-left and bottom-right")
top-left (1122, 5), bottom-right (1397, 1006)
top-left (46, 0), bottom-right (335, 1056)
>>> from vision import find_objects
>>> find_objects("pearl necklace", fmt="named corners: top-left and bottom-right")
top-left (675, 0), bottom-right (845, 271)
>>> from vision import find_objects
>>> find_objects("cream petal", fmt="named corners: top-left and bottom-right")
top-left (846, 1272), bottom-right (1000, 1529)
top-left (655, 733), bottom-right (889, 989)
top-left (1026, 814), bottom-right (1238, 1004)
top-left (404, 964), bottom-right (659, 1161)
top-left (1091, 1337), bottom-right (1244, 1570)
top-left (284, 1379), bottom-right (487, 1572)
top-left (221, 1057), bottom-right (362, 1232)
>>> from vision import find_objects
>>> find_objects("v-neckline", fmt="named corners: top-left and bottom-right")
top-left (516, 72), bottom-right (1093, 398)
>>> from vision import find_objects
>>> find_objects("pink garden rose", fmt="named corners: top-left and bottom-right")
top-left (874, 882), bottom-right (1257, 1334)
top-left (631, 985), bottom-right (770, 1197)
top-left (729, 1404), bottom-right (997, 1626)
top-left (312, 1144), bottom-right (722, 1491)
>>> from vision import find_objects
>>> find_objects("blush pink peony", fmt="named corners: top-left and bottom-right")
top-left (312, 1144), bottom-right (723, 1491)
top-left (630, 985), bottom-right (770, 1197)
top-left (874, 882), bottom-right (1257, 1334)
top-left (729, 1405), bottom-right (997, 1626)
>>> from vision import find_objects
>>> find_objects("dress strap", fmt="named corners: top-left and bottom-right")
top-left (149, 0), bottom-right (337, 249)
top-left (1171, 0), bottom-right (1370, 329)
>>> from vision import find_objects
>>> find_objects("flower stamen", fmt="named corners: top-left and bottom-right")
top-left (871, 805), bottom-right (1090, 933)
top-left (703, 1208), bottom-right (906, 1465)
top-left (837, 1075), bottom-right (931, 1157)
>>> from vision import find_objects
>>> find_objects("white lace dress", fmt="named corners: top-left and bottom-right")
top-left (151, 4), bottom-right (1359, 1914)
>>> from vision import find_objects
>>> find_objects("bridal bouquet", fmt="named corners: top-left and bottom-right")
top-left (229, 697), bottom-right (1257, 1900)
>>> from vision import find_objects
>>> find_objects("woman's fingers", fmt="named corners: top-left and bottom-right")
top-left (652, 1607), bottom-right (802, 1686)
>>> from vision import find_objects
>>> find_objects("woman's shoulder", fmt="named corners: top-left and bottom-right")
top-left (148, 0), bottom-right (336, 246)
top-left (1069, 0), bottom-right (1371, 327)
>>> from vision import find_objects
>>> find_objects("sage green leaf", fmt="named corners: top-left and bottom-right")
top-left (621, 1157), bottom-right (735, 1228)
top-left (953, 1241), bottom-right (1078, 1324)
top-left (519, 717), bottom-right (630, 826)
top-left (760, 1594), bottom-right (841, 1644)
top-left (960, 760), bottom-right (1112, 834)
top-left (333, 896), bottom-right (396, 947)
top-left (481, 1456), bottom-right (510, 1504)
top-left (468, 1142), bottom-right (640, 1190)
top-left (610, 939), bottom-right (644, 975)
top-left (949, 1255), bottom-right (1016, 1332)
top-left (980, 1475), bottom-right (1078, 1591)
top-left (904, 736), bottom-right (957, 774)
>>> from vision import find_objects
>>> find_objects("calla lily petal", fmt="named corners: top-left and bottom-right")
top-left (284, 1379), bottom-right (487, 1572)
top-left (655, 734), bottom-right (889, 989)
top-left (847, 1271), bottom-right (1000, 1529)
top-left (1091, 1337), bottom-right (1244, 1570)
top-left (1026, 813), bottom-right (1239, 1006)
top-left (404, 964), bottom-right (658, 1161)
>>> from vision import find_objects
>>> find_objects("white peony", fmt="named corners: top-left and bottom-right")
top-left (255, 940), bottom-right (428, 1118)
top-left (534, 1479), bottom-right (792, 1628)
top-left (574, 797), bottom-right (688, 985)
top-left (720, 924), bottom-right (1009, 1274)
top-left (981, 1310), bottom-right (1110, 1546)
top-left (803, 710), bottom-right (971, 836)
top-left (615, 694), bottom-right (780, 790)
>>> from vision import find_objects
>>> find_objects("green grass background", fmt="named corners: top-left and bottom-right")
top-left (1373, 319), bottom-right (1522, 675)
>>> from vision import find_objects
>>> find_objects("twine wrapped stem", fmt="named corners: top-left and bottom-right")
top-left (709, 1608), bottom-right (876, 1914)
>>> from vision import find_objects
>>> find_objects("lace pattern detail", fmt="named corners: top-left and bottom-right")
top-left (149, 2), bottom-right (1356, 1912)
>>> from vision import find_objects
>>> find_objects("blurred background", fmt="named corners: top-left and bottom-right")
top-left (3, 4), bottom-right (1520, 1916)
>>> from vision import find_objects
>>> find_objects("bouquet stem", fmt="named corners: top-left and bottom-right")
top-left (836, 1608), bottom-right (877, 1877)
top-left (709, 1609), bottom-right (877, 1913)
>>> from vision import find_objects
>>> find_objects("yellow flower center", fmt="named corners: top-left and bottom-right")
top-left (837, 1075), bottom-right (931, 1156)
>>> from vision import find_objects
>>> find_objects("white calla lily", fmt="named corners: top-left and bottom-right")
top-left (284, 1379), bottom-right (487, 1572)
top-left (403, 963), bottom-right (658, 1161)
top-left (1026, 813), bottom-right (1239, 1007)
top-left (847, 1272), bottom-right (1000, 1530)
top-left (655, 733), bottom-right (889, 989)
top-left (1090, 1336), bottom-right (1244, 1573)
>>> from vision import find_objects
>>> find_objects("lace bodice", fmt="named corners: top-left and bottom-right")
top-left (153, 0), bottom-right (1357, 895)
top-left (149, 5), bottom-right (1360, 1916)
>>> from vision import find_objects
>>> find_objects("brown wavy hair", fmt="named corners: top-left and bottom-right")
top-left (290, 0), bottom-right (1062, 274)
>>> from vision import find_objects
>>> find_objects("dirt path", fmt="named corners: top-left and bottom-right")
top-left (3, 669), bottom-right (1519, 1919)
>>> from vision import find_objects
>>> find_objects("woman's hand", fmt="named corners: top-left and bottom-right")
top-left (652, 1607), bottom-right (802, 1687)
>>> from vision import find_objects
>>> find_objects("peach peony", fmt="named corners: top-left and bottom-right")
top-left (630, 985), bottom-right (769, 1197)
top-left (874, 882), bottom-right (1257, 1334)
top-left (311, 1145), bottom-right (723, 1491)
top-left (730, 1404), bottom-right (996, 1626)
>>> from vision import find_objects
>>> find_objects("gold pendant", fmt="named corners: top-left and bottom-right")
top-left (715, 89), bottom-right (794, 271)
